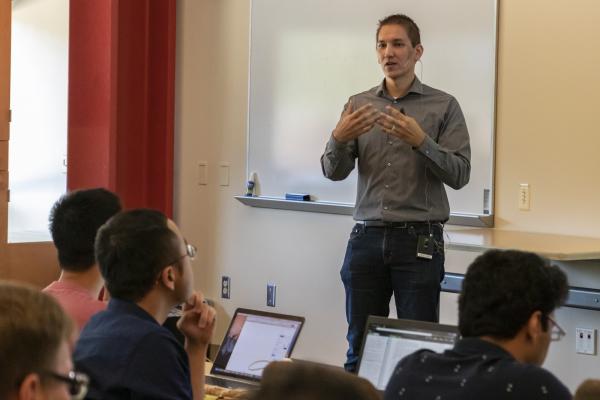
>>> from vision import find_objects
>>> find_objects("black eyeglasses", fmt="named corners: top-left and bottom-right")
top-left (547, 315), bottom-right (566, 341)
top-left (43, 370), bottom-right (89, 399)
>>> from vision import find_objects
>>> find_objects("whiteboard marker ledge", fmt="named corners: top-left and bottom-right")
top-left (235, 196), bottom-right (494, 227)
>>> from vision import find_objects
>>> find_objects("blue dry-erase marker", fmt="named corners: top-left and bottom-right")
top-left (245, 172), bottom-right (256, 196)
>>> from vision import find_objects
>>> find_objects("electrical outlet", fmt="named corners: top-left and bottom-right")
top-left (576, 327), bottom-right (596, 355)
top-left (221, 276), bottom-right (231, 299)
top-left (518, 183), bottom-right (530, 210)
top-left (267, 283), bottom-right (276, 307)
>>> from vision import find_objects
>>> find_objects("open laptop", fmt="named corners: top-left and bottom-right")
top-left (357, 316), bottom-right (459, 391)
top-left (206, 308), bottom-right (305, 389)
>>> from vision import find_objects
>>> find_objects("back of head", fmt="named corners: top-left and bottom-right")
top-left (0, 281), bottom-right (73, 398)
top-left (50, 188), bottom-right (122, 271)
top-left (247, 361), bottom-right (380, 400)
top-left (575, 379), bottom-right (600, 400)
top-left (459, 249), bottom-right (568, 339)
top-left (95, 209), bottom-right (180, 302)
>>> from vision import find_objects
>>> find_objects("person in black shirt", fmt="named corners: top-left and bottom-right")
top-left (74, 209), bottom-right (216, 399)
top-left (385, 249), bottom-right (572, 400)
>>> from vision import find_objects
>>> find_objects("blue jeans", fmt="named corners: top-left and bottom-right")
top-left (340, 222), bottom-right (445, 372)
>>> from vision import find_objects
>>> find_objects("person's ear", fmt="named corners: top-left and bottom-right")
top-left (160, 266), bottom-right (176, 291)
top-left (525, 310), bottom-right (544, 342)
top-left (414, 43), bottom-right (424, 61)
top-left (17, 372), bottom-right (42, 400)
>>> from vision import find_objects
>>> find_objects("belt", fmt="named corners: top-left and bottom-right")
top-left (358, 220), bottom-right (443, 228)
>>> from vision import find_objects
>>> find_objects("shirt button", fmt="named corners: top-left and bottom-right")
top-left (385, 184), bottom-right (390, 189)
top-left (388, 141), bottom-right (393, 145)
top-left (387, 162), bottom-right (391, 167)
top-left (384, 206), bottom-right (388, 210)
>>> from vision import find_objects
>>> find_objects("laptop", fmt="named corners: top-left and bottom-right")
top-left (206, 308), bottom-right (305, 389)
top-left (357, 316), bottom-right (459, 391)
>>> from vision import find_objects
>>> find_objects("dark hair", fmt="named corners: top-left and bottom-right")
top-left (247, 361), bottom-right (380, 400)
top-left (0, 281), bottom-right (73, 397)
top-left (459, 250), bottom-right (568, 339)
top-left (49, 188), bottom-right (122, 272)
top-left (376, 14), bottom-right (421, 47)
top-left (95, 209), bottom-right (181, 302)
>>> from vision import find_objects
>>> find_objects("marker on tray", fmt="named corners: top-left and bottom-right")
top-left (245, 172), bottom-right (256, 196)
top-left (285, 193), bottom-right (311, 201)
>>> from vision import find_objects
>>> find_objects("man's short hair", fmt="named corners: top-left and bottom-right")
top-left (0, 281), bottom-right (73, 398)
top-left (247, 361), bottom-right (380, 400)
top-left (49, 188), bottom-right (122, 272)
top-left (459, 250), bottom-right (568, 339)
top-left (376, 14), bottom-right (421, 47)
top-left (95, 209), bottom-right (181, 302)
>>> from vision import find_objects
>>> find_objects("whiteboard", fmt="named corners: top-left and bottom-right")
top-left (248, 0), bottom-right (497, 219)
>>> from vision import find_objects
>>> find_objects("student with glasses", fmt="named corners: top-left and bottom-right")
top-left (0, 281), bottom-right (89, 400)
top-left (74, 209), bottom-right (216, 400)
top-left (385, 249), bottom-right (572, 400)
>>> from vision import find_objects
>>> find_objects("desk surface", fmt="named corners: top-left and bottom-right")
top-left (446, 227), bottom-right (600, 261)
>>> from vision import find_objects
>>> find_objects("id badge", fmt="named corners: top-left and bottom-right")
top-left (417, 234), bottom-right (434, 260)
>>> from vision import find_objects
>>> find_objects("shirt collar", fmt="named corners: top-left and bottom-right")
top-left (375, 77), bottom-right (424, 98)
top-left (107, 298), bottom-right (159, 325)
top-left (454, 337), bottom-right (515, 359)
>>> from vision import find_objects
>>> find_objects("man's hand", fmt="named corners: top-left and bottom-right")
top-left (177, 291), bottom-right (216, 348)
top-left (332, 100), bottom-right (380, 143)
top-left (378, 106), bottom-right (426, 147)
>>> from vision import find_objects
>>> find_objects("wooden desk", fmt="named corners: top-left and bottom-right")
top-left (446, 227), bottom-right (600, 261)
top-left (441, 227), bottom-right (600, 311)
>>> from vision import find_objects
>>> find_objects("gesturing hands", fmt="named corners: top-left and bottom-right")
top-left (332, 100), bottom-right (380, 143)
top-left (378, 106), bottom-right (426, 147)
top-left (177, 291), bottom-right (216, 348)
top-left (333, 102), bottom-right (426, 148)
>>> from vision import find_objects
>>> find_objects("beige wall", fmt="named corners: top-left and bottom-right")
top-left (495, 0), bottom-right (600, 236)
top-left (174, 0), bottom-right (600, 392)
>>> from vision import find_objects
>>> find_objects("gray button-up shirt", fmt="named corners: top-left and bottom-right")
top-left (320, 78), bottom-right (471, 222)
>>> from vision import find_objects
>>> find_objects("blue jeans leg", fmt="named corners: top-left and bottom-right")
top-left (340, 224), bottom-right (392, 372)
top-left (388, 224), bottom-right (445, 322)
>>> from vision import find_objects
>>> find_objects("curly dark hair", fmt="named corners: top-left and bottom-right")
top-left (458, 250), bottom-right (568, 338)
top-left (95, 209), bottom-right (181, 302)
top-left (49, 188), bottom-right (122, 272)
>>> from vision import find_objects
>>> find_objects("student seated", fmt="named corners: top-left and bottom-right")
top-left (44, 188), bottom-right (122, 330)
top-left (384, 249), bottom-right (572, 400)
top-left (0, 281), bottom-right (88, 400)
top-left (574, 379), bottom-right (600, 400)
top-left (74, 209), bottom-right (216, 399)
top-left (247, 361), bottom-right (380, 400)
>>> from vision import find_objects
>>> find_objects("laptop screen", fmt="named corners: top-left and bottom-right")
top-left (211, 308), bottom-right (305, 381)
top-left (357, 317), bottom-right (459, 391)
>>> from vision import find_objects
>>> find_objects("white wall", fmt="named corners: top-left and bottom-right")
top-left (9, 0), bottom-right (68, 242)
top-left (174, 0), bottom-right (600, 392)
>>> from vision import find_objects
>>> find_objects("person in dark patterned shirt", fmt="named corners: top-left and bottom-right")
top-left (385, 249), bottom-right (572, 400)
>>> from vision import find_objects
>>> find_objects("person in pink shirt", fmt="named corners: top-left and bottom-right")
top-left (44, 188), bottom-right (121, 331)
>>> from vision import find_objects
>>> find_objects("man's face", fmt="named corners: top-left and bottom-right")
top-left (376, 24), bottom-right (423, 81)
top-left (167, 219), bottom-right (194, 303)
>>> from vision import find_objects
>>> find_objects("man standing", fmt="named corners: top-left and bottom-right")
top-left (321, 14), bottom-right (471, 371)
top-left (384, 250), bottom-right (571, 400)
top-left (44, 188), bottom-right (122, 330)
top-left (74, 209), bottom-right (216, 399)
